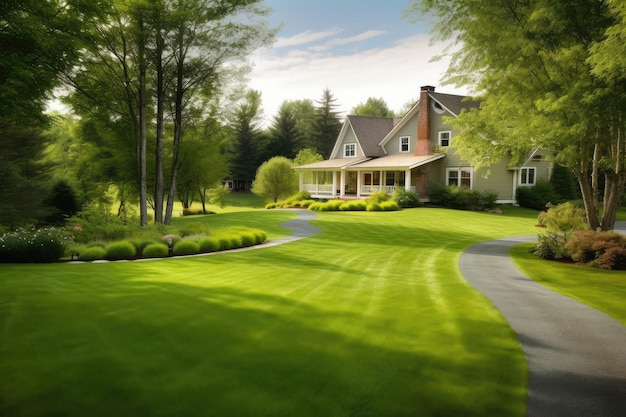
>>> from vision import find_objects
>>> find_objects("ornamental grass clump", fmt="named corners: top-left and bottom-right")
top-left (142, 243), bottom-right (170, 259)
top-left (104, 241), bottom-right (137, 261)
top-left (78, 246), bottom-right (106, 261)
top-left (340, 200), bottom-right (367, 211)
top-left (0, 227), bottom-right (67, 263)
top-left (199, 237), bottom-right (221, 253)
top-left (173, 240), bottom-right (200, 256)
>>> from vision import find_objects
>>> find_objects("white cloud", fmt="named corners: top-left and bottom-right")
top-left (274, 28), bottom-right (343, 48)
top-left (249, 33), bottom-right (468, 125)
top-left (310, 30), bottom-right (387, 52)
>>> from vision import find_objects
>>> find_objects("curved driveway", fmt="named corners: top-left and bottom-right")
top-left (459, 222), bottom-right (626, 417)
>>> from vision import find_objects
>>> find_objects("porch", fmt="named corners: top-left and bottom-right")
top-left (301, 183), bottom-right (417, 199)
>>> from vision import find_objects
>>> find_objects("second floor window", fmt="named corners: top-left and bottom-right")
top-left (439, 131), bottom-right (451, 147)
top-left (344, 143), bottom-right (356, 157)
top-left (400, 136), bottom-right (410, 152)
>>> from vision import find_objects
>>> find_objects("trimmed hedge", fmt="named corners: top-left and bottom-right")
top-left (142, 243), bottom-right (170, 258)
top-left (173, 240), bottom-right (200, 256)
top-left (104, 241), bottom-right (137, 261)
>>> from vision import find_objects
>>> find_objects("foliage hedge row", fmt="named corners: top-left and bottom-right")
top-left (0, 225), bottom-right (267, 263)
top-left (428, 185), bottom-right (498, 211)
top-left (267, 189), bottom-right (413, 212)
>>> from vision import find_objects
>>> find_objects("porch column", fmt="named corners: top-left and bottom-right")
top-left (299, 172), bottom-right (303, 192)
top-left (512, 170), bottom-right (518, 204)
top-left (340, 170), bottom-right (346, 197)
top-left (314, 171), bottom-right (319, 194)
top-left (356, 171), bottom-right (362, 197)
top-left (332, 171), bottom-right (338, 197)
top-left (379, 170), bottom-right (383, 192)
top-left (405, 169), bottom-right (412, 191)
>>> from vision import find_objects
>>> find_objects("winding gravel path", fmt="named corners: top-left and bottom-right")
top-left (459, 223), bottom-right (626, 417)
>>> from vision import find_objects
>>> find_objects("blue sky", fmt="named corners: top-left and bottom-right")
top-left (248, 0), bottom-right (468, 123)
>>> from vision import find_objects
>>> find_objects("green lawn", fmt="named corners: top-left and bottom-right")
top-left (1, 206), bottom-right (539, 416)
top-left (510, 243), bottom-right (626, 325)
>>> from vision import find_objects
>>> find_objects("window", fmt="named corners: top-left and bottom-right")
top-left (344, 143), bottom-right (356, 157)
top-left (447, 167), bottom-right (473, 188)
top-left (520, 167), bottom-right (536, 186)
top-left (439, 131), bottom-right (451, 147)
top-left (399, 136), bottom-right (410, 153)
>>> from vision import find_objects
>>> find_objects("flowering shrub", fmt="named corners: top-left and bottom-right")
top-left (0, 227), bottom-right (68, 263)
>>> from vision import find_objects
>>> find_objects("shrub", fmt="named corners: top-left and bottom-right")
top-left (217, 236), bottom-right (233, 250)
top-left (239, 232), bottom-right (257, 247)
top-left (534, 202), bottom-right (588, 259)
top-left (199, 237), bottom-right (221, 253)
top-left (172, 240), bottom-right (200, 256)
top-left (566, 231), bottom-right (626, 269)
top-left (265, 202), bottom-right (278, 209)
top-left (0, 227), bottom-right (68, 263)
top-left (78, 246), bottom-right (106, 261)
top-left (182, 207), bottom-right (205, 216)
top-left (516, 181), bottom-right (559, 210)
top-left (131, 239), bottom-right (154, 255)
top-left (428, 185), bottom-right (495, 211)
top-left (299, 199), bottom-right (316, 208)
top-left (142, 243), bottom-right (169, 258)
top-left (392, 188), bottom-right (422, 208)
top-left (366, 191), bottom-right (390, 204)
top-left (104, 241), bottom-right (137, 261)
top-left (367, 202), bottom-right (382, 212)
top-left (229, 235), bottom-right (243, 249)
top-left (340, 200), bottom-right (367, 211)
top-left (380, 201), bottom-right (399, 211)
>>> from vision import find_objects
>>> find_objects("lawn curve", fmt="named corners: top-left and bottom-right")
top-left (459, 224), bottom-right (626, 417)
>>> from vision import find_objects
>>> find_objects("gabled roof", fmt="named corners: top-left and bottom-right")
top-left (430, 92), bottom-right (479, 117)
top-left (345, 115), bottom-right (393, 157)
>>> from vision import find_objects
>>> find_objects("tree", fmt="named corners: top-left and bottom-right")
top-left (413, 0), bottom-right (626, 230)
top-left (266, 102), bottom-right (301, 158)
top-left (352, 97), bottom-right (395, 117)
top-left (251, 156), bottom-right (298, 203)
top-left (0, 0), bottom-right (102, 128)
top-left (229, 90), bottom-right (267, 189)
top-left (313, 89), bottom-right (342, 159)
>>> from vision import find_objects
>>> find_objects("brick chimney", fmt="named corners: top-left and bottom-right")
top-left (415, 85), bottom-right (435, 156)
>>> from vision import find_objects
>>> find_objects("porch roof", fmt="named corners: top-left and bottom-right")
top-left (294, 157), bottom-right (370, 170)
top-left (347, 153), bottom-right (445, 170)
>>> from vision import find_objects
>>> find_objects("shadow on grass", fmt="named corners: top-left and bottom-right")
top-left (1, 276), bottom-right (526, 417)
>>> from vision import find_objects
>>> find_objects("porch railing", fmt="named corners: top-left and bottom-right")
top-left (302, 184), bottom-right (334, 195)
top-left (361, 185), bottom-right (416, 194)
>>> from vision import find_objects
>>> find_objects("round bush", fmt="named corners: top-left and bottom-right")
top-left (217, 237), bottom-right (232, 250)
top-left (252, 230), bottom-right (267, 244)
top-left (142, 243), bottom-right (170, 258)
top-left (199, 237), bottom-right (220, 253)
top-left (172, 240), bottom-right (200, 256)
top-left (367, 202), bottom-right (382, 212)
top-left (229, 235), bottom-right (243, 249)
top-left (104, 241), bottom-right (137, 260)
top-left (239, 232), bottom-right (256, 247)
top-left (78, 246), bottom-right (106, 261)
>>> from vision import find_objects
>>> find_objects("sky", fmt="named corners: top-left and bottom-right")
top-left (248, 0), bottom-right (468, 124)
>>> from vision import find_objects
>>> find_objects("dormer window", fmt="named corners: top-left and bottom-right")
top-left (439, 131), bottom-right (451, 147)
top-left (344, 143), bottom-right (356, 157)
top-left (399, 136), bottom-right (410, 153)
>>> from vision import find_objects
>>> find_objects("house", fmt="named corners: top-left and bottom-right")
top-left (293, 86), bottom-right (552, 204)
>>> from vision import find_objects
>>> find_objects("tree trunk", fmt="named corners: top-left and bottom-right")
top-left (154, 27), bottom-right (165, 224)
top-left (164, 55), bottom-right (184, 225)
top-left (137, 16), bottom-right (148, 227)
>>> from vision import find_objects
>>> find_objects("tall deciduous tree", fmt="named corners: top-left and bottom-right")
top-left (352, 97), bottom-right (395, 117)
top-left (413, 0), bottom-right (626, 230)
top-left (313, 89), bottom-right (342, 159)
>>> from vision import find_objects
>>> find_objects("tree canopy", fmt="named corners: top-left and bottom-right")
top-left (412, 0), bottom-right (626, 230)
top-left (352, 97), bottom-right (395, 117)
top-left (251, 156), bottom-right (298, 203)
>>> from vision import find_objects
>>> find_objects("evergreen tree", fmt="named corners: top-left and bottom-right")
top-left (313, 89), bottom-right (342, 159)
